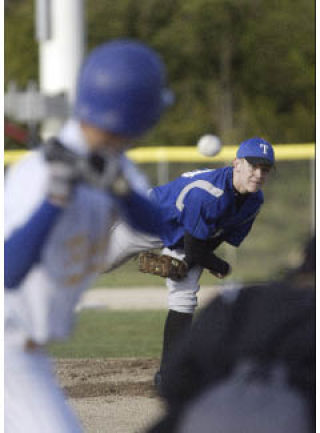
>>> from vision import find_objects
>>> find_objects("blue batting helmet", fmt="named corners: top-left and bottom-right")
top-left (237, 137), bottom-right (275, 166)
top-left (74, 39), bottom-right (174, 138)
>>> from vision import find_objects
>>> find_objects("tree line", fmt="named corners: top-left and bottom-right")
top-left (5, 0), bottom-right (315, 147)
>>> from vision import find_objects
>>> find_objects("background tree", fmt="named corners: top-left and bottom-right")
top-left (5, 0), bottom-right (315, 147)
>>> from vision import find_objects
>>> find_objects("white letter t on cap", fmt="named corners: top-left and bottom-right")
top-left (260, 143), bottom-right (269, 154)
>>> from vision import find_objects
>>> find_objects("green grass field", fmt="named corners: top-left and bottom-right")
top-left (49, 310), bottom-right (167, 359)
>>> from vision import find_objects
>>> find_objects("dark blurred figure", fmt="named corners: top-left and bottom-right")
top-left (284, 235), bottom-right (315, 289)
top-left (147, 236), bottom-right (315, 433)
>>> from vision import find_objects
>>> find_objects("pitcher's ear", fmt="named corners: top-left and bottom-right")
top-left (233, 158), bottom-right (241, 170)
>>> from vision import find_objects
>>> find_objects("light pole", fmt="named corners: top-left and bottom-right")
top-left (35, 0), bottom-right (85, 138)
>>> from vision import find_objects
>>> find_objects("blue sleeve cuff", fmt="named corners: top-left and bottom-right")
top-left (5, 199), bottom-right (63, 289)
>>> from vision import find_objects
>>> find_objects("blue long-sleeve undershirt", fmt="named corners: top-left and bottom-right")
top-left (5, 200), bottom-right (64, 289)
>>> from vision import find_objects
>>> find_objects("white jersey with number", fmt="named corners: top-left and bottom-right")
top-left (4, 119), bottom-right (152, 433)
top-left (4, 119), bottom-right (150, 346)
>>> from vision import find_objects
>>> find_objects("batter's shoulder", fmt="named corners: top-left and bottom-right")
top-left (6, 149), bottom-right (47, 180)
top-left (5, 149), bottom-right (49, 203)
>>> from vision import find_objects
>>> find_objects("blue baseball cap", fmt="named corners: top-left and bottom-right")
top-left (236, 137), bottom-right (275, 166)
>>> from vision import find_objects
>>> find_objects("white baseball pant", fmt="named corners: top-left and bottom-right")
top-left (5, 342), bottom-right (82, 433)
top-left (104, 220), bottom-right (203, 314)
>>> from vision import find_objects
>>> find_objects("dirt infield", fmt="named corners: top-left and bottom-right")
top-left (57, 286), bottom-right (229, 432)
top-left (56, 358), bottom-right (165, 433)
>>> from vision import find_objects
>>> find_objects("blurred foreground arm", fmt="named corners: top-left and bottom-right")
top-left (5, 155), bottom-right (77, 289)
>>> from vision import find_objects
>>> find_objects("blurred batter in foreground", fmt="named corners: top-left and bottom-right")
top-left (4, 39), bottom-right (173, 433)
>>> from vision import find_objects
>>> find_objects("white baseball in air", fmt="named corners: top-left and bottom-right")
top-left (197, 134), bottom-right (222, 157)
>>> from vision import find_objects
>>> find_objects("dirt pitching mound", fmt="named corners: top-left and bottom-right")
top-left (56, 358), bottom-right (164, 433)
top-left (56, 358), bottom-right (159, 399)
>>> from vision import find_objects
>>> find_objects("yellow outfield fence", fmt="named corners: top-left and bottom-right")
top-left (4, 143), bottom-right (315, 166)
top-left (127, 144), bottom-right (315, 163)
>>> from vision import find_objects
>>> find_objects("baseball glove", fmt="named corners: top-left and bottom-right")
top-left (138, 252), bottom-right (189, 281)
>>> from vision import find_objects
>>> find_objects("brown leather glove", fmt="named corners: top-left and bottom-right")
top-left (138, 252), bottom-right (189, 281)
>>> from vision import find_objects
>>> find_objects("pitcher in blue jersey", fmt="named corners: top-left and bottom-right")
top-left (104, 136), bottom-right (275, 390)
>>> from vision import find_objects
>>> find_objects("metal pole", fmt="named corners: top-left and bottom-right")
top-left (36, 0), bottom-right (85, 138)
top-left (35, 0), bottom-right (51, 41)
top-left (310, 157), bottom-right (315, 236)
top-left (157, 161), bottom-right (169, 185)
